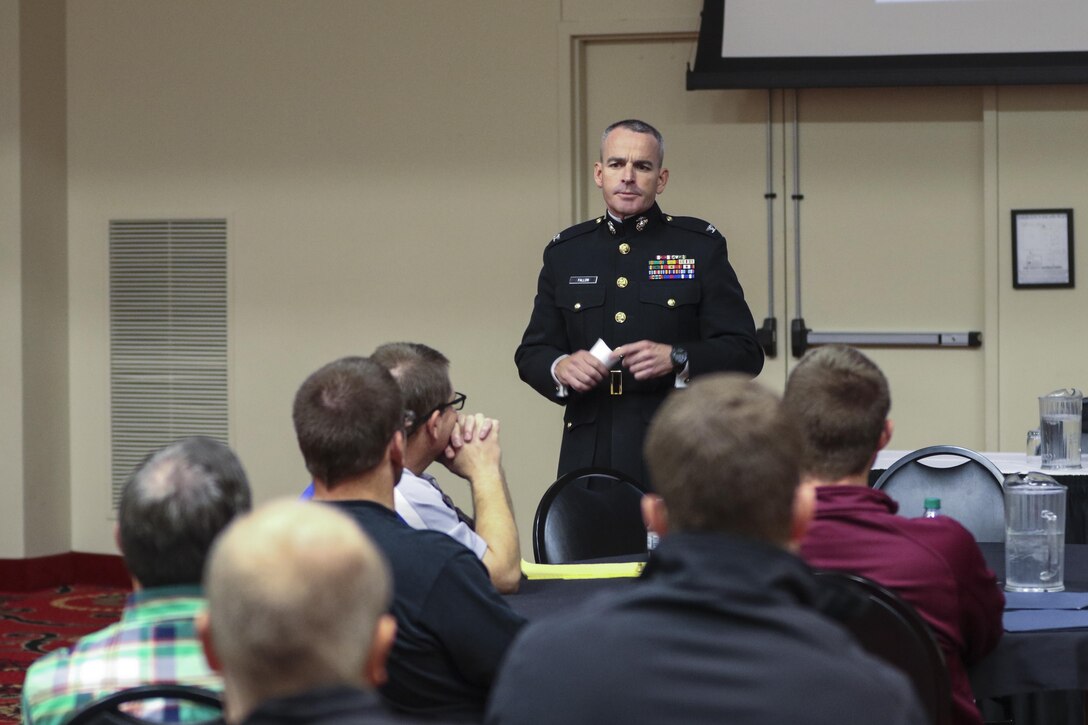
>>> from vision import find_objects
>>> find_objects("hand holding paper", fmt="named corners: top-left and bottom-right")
top-left (589, 338), bottom-right (621, 368)
top-left (555, 340), bottom-right (612, 393)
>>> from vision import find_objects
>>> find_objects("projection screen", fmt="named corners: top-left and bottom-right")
top-left (687, 0), bottom-right (1088, 88)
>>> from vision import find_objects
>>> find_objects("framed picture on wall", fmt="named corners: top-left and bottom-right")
top-left (1012, 209), bottom-right (1074, 289)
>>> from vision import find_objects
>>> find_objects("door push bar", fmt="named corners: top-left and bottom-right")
top-left (790, 319), bottom-right (982, 358)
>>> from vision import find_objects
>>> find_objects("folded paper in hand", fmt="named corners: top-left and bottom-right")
top-left (590, 338), bottom-right (621, 368)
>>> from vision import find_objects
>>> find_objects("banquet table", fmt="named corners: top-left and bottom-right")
top-left (504, 544), bottom-right (1088, 700)
top-left (971, 542), bottom-right (1088, 698)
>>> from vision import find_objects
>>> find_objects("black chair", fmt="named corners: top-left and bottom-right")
top-left (814, 570), bottom-right (953, 725)
top-left (873, 445), bottom-right (1005, 542)
top-left (532, 467), bottom-right (650, 564)
top-left (62, 684), bottom-right (223, 725)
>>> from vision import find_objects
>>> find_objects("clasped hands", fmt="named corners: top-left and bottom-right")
top-left (441, 412), bottom-right (500, 481)
top-left (555, 340), bottom-right (673, 393)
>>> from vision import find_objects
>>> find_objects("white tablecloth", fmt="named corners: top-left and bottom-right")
top-left (873, 450), bottom-right (1088, 477)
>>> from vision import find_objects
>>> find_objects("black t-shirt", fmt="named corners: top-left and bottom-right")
top-left (329, 500), bottom-right (525, 721)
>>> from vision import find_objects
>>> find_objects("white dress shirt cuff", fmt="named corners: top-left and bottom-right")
top-left (551, 355), bottom-right (569, 398)
top-left (674, 362), bottom-right (690, 388)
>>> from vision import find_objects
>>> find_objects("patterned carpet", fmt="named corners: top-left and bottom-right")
top-left (0, 586), bottom-right (127, 723)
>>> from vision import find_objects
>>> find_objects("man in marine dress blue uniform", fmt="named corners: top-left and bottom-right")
top-left (516, 119), bottom-right (764, 486)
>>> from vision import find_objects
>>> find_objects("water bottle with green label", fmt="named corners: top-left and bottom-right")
top-left (923, 498), bottom-right (941, 518)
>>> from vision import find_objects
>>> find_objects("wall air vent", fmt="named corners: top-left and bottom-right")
top-left (109, 219), bottom-right (228, 508)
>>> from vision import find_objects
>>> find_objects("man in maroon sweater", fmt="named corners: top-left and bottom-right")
top-left (783, 345), bottom-right (1004, 725)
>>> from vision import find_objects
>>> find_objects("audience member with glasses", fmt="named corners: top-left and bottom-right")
top-left (371, 342), bottom-right (521, 594)
top-left (302, 343), bottom-right (521, 594)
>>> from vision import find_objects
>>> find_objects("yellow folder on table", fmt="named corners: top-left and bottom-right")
top-left (520, 559), bottom-right (644, 580)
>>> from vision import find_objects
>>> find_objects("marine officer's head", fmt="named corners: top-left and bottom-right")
top-left (594, 119), bottom-right (669, 220)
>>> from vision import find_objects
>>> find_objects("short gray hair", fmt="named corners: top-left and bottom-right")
top-left (601, 119), bottom-right (665, 166)
top-left (119, 436), bottom-right (251, 587)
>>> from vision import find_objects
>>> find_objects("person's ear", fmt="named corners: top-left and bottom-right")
top-left (863, 419), bottom-right (895, 474)
top-left (196, 610), bottom-right (223, 674)
top-left (656, 167), bottom-right (669, 194)
top-left (593, 161), bottom-right (605, 189)
top-left (364, 614), bottom-right (398, 688)
top-left (641, 494), bottom-right (669, 539)
top-left (877, 419), bottom-right (894, 451)
top-left (426, 409), bottom-right (444, 442)
top-left (387, 430), bottom-right (406, 483)
top-left (389, 430), bottom-right (405, 467)
top-left (787, 482), bottom-right (817, 552)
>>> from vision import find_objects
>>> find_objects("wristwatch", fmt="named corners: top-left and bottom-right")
top-left (670, 346), bottom-right (688, 373)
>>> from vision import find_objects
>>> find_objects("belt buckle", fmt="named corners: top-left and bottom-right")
top-left (610, 369), bottom-right (623, 396)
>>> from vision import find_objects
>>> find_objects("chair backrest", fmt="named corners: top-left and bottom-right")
top-left (533, 467), bottom-right (649, 564)
top-left (873, 445), bottom-right (1005, 542)
top-left (814, 570), bottom-right (953, 725)
top-left (61, 684), bottom-right (223, 725)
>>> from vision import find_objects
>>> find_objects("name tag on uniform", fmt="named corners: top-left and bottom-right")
top-left (648, 255), bottom-right (695, 280)
top-left (569, 276), bottom-right (598, 285)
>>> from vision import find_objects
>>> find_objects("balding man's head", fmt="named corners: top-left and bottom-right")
top-left (201, 500), bottom-right (395, 718)
top-left (119, 436), bottom-right (251, 588)
top-left (371, 342), bottom-right (452, 438)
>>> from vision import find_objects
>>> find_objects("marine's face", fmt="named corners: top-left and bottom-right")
top-left (594, 128), bottom-right (668, 220)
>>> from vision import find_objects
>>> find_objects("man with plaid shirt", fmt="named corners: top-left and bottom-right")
top-left (21, 437), bottom-right (252, 724)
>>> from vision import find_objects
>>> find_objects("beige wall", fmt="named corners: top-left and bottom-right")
top-left (789, 87), bottom-right (988, 448)
top-left (0, 0), bottom-right (26, 556)
top-left (1, 0), bottom-right (1085, 559)
top-left (0, 0), bottom-right (70, 559)
top-left (67, 0), bottom-right (571, 555)
top-left (996, 86), bottom-right (1088, 449)
top-left (21, 0), bottom-right (70, 557)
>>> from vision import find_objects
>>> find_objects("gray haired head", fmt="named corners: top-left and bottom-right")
top-left (119, 436), bottom-right (252, 588)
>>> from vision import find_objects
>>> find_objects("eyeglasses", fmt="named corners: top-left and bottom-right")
top-left (433, 392), bottom-right (467, 415)
top-left (407, 392), bottom-right (467, 435)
